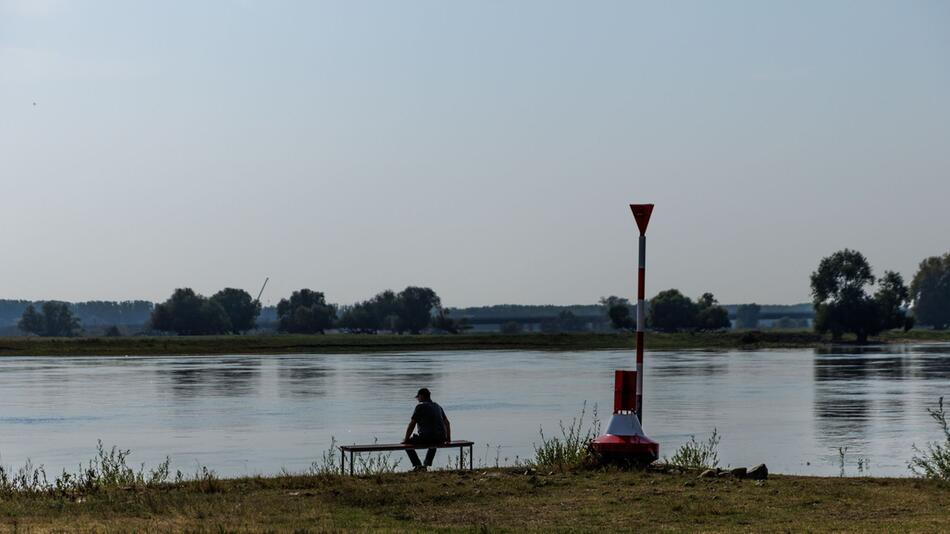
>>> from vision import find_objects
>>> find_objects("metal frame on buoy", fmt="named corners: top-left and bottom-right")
top-left (591, 204), bottom-right (659, 463)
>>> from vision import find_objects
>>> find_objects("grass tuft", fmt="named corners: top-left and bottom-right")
top-left (531, 402), bottom-right (600, 470)
top-left (909, 396), bottom-right (950, 480)
top-left (664, 429), bottom-right (721, 470)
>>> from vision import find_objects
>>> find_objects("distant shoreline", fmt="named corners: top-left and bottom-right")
top-left (0, 330), bottom-right (947, 357)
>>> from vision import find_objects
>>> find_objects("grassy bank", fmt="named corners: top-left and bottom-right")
top-left (2, 467), bottom-right (948, 532)
top-left (0, 330), bottom-right (947, 357)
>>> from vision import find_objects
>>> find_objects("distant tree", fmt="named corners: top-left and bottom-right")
top-left (431, 307), bottom-right (468, 334)
top-left (648, 289), bottom-right (697, 332)
top-left (397, 286), bottom-right (441, 334)
top-left (150, 303), bottom-right (173, 332)
top-left (735, 303), bottom-right (761, 329)
top-left (210, 288), bottom-right (261, 334)
top-left (18, 302), bottom-right (81, 337)
top-left (811, 249), bottom-right (910, 343)
top-left (337, 302), bottom-right (379, 333)
top-left (811, 249), bottom-right (877, 342)
top-left (104, 325), bottom-right (122, 337)
top-left (371, 290), bottom-right (402, 332)
top-left (276, 289), bottom-right (336, 334)
top-left (72, 300), bottom-right (154, 327)
top-left (599, 296), bottom-right (630, 312)
top-left (695, 293), bottom-right (731, 331)
top-left (500, 321), bottom-right (523, 334)
top-left (608, 303), bottom-right (635, 330)
top-left (337, 290), bottom-right (407, 334)
top-left (17, 305), bottom-right (44, 335)
top-left (876, 271), bottom-right (913, 331)
top-left (600, 295), bottom-right (634, 330)
top-left (151, 288), bottom-right (231, 335)
top-left (910, 253), bottom-right (950, 329)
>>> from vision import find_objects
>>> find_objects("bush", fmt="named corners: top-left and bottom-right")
top-left (664, 429), bottom-right (720, 470)
top-left (909, 397), bottom-right (950, 480)
top-left (532, 402), bottom-right (600, 470)
top-left (0, 440), bottom-right (174, 497)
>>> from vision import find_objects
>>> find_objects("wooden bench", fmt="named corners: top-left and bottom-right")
top-left (339, 440), bottom-right (474, 475)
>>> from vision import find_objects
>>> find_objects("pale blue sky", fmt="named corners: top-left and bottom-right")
top-left (1, 0), bottom-right (948, 306)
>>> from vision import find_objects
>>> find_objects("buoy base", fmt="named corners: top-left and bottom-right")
top-left (591, 413), bottom-right (659, 464)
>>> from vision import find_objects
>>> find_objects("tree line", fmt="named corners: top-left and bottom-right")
top-left (600, 292), bottom-right (732, 332)
top-left (598, 249), bottom-right (950, 338)
top-left (12, 250), bottom-right (950, 338)
top-left (1, 300), bottom-right (153, 329)
top-left (146, 286), bottom-right (464, 336)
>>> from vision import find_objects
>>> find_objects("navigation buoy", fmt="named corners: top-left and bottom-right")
top-left (592, 204), bottom-right (659, 463)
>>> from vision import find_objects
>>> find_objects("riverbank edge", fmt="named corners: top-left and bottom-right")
top-left (0, 330), bottom-right (947, 356)
top-left (4, 467), bottom-right (948, 531)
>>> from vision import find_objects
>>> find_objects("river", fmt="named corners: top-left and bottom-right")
top-left (1, 344), bottom-right (948, 477)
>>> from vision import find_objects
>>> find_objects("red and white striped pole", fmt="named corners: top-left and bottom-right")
top-left (590, 203), bottom-right (659, 462)
top-left (630, 204), bottom-right (654, 423)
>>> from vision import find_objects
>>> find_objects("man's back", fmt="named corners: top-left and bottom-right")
top-left (412, 401), bottom-right (446, 439)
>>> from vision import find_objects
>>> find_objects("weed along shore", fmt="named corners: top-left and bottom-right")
top-left (1, 330), bottom-right (948, 357)
top-left (2, 468), bottom-right (948, 532)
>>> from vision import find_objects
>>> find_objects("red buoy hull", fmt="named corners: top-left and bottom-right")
top-left (591, 433), bottom-right (659, 463)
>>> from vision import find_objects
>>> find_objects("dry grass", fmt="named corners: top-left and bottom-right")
top-left (1, 468), bottom-right (948, 532)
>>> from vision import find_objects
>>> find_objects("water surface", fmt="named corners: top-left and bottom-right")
top-left (2, 344), bottom-right (948, 477)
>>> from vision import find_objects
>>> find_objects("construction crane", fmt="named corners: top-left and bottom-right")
top-left (255, 277), bottom-right (269, 304)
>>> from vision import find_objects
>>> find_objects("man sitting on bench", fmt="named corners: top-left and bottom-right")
top-left (402, 387), bottom-right (450, 471)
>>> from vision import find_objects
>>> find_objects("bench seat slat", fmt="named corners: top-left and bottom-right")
top-left (340, 440), bottom-right (474, 453)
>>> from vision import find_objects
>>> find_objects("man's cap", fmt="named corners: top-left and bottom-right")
top-left (415, 388), bottom-right (431, 399)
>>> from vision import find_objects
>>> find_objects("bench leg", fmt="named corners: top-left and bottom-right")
top-left (350, 451), bottom-right (354, 476)
top-left (470, 445), bottom-right (473, 470)
top-left (459, 448), bottom-right (463, 470)
top-left (340, 449), bottom-right (345, 476)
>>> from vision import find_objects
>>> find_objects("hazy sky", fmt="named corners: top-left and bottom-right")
top-left (2, 0), bottom-right (948, 307)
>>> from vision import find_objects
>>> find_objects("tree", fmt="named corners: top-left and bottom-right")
top-left (276, 289), bottom-right (336, 334)
top-left (911, 253), bottom-right (950, 329)
top-left (210, 288), bottom-right (261, 334)
top-left (599, 296), bottom-right (630, 312)
top-left (735, 303), bottom-right (761, 329)
top-left (695, 293), bottom-right (731, 331)
top-left (17, 305), bottom-right (44, 335)
top-left (648, 289), bottom-right (697, 332)
top-left (876, 271), bottom-right (913, 331)
top-left (431, 307), bottom-right (469, 334)
top-left (150, 288), bottom-right (231, 335)
top-left (601, 295), bottom-right (634, 330)
top-left (810, 249), bottom-right (910, 343)
top-left (18, 302), bottom-right (81, 337)
top-left (397, 286), bottom-right (441, 334)
top-left (337, 302), bottom-right (379, 333)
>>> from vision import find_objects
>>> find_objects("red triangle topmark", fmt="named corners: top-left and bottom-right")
top-left (630, 204), bottom-right (654, 234)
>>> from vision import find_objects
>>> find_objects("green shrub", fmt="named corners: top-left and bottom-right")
top-left (665, 429), bottom-right (720, 470)
top-left (532, 402), bottom-right (600, 470)
top-left (909, 397), bottom-right (950, 480)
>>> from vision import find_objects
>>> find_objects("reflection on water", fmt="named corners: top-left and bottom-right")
top-left (0, 344), bottom-right (948, 477)
top-left (277, 359), bottom-right (330, 398)
top-left (160, 358), bottom-right (263, 398)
